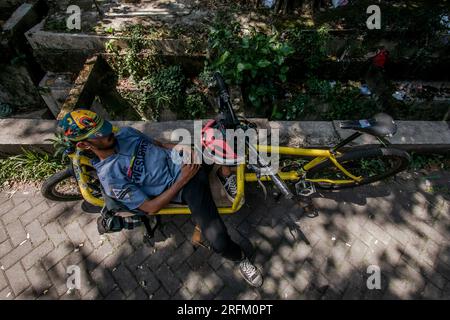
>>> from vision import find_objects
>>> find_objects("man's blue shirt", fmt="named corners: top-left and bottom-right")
top-left (93, 127), bottom-right (182, 210)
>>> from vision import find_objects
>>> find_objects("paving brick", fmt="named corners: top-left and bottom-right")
top-left (0, 240), bottom-right (13, 259)
top-left (0, 200), bottom-right (14, 216)
top-left (278, 277), bottom-right (302, 299)
top-left (156, 263), bottom-right (181, 296)
top-left (74, 211), bottom-right (96, 228)
top-left (134, 266), bottom-right (160, 294)
top-left (15, 286), bottom-right (36, 300)
top-left (22, 240), bottom-right (54, 270)
top-left (125, 244), bottom-right (155, 270)
top-left (0, 286), bottom-right (14, 299)
top-left (435, 261), bottom-right (450, 281)
top-left (90, 266), bottom-right (117, 297)
top-left (0, 196), bottom-right (10, 206)
top-left (364, 221), bottom-right (392, 245)
top-left (44, 221), bottom-right (68, 247)
top-left (38, 203), bottom-right (71, 226)
top-left (422, 282), bottom-right (442, 299)
top-left (106, 231), bottom-right (128, 249)
top-left (105, 287), bottom-right (126, 300)
top-left (26, 264), bottom-right (52, 296)
top-left (173, 286), bottom-right (194, 300)
top-left (0, 240), bottom-right (32, 269)
top-left (5, 263), bottom-right (30, 296)
top-left (147, 238), bottom-right (177, 271)
top-left (198, 265), bottom-right (224, 295)
top-left (20, 201), bottom-right (50, 226)
top-left (47, 262), bottom-right (69, 296)
top-left (25, 219), bottom-right (47, 246)
top-left (6, 219), bottom-right (27, 247)
top-left (0, 269), bottom-right (7, 290)
top-left (150, 286), bottom-right (170, 300)
top-left (207, 253), bottom-right (226, 271)
top-left (167, 241), bottom-right (195, 270)
top-left (56, 204), bottom-right (84, 228)
top-left (29, 197), bottom-right (45, 207)
top-left (36, 286), bottom-right (59, 300)
top-left (82, 219), bottom-right (102, 248)
top-left (346, 239), bottom-right (368, 268)
top-left (100, 241), bottom-right (135, 270)
top-left (0, 223), bottom-right (8, 243)
top-left (83, 286), bottom-right (103, 300)
top-left (124, 228), bottom-right (146, 249)
top-left (126, 287), bottom-right (150, 300)
top-left (64, 220), bottom-right (89, 246)
top-left (42, 241), bottom-right (74, 270)
top-left (1, 200), bottom-right (30, 224)
top-left (10, 197), bottom-right (28, 207)
top-left (421, 239), bottom-right (441, 267)
top-left (110, 263), bottom-right (138, 297)
top-left (185, 246), bottom-right (211, 271)
top-left (85, 240), bottom-right (114, 267)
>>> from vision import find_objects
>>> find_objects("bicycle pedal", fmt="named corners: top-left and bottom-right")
top-left (295, 180), bottom-right (316, 197)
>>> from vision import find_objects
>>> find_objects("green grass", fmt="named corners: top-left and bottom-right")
top-left (0, 150), bottom-right (66, 187)
top-left (409, 153), bottom-right (450, 171)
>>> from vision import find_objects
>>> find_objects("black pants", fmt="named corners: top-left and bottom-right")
top-left (181, 165), bottom-right (243, 262)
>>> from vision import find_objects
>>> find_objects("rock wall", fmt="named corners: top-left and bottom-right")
top-left (0, 64), bottom-right (44, 110)
top-left (0, 0), bottom-right (24, 20)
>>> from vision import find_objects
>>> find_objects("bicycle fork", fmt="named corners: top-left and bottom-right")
top-left (247, 144), bottom-right (294, 199)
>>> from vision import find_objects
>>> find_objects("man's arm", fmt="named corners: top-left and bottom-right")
top-left (138, 164), bottom-right (200, 214)
top-left (152, 139), bottom-right (181, 151)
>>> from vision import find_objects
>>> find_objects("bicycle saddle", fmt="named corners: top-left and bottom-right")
top-left (339, 113), bottom-right (397, 138)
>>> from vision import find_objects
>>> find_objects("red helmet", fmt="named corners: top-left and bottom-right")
top-left (201, 120), bottom-right (245, 165)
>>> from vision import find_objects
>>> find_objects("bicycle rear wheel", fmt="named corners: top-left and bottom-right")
top-left (41, 168), bottom-right (83, 201)
top-left (305, 147), bottom-right (410, 190)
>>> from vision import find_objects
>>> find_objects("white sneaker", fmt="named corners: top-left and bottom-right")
top-left (239, 258), bottom-right (263, 288)
top-left (218, 173), bottom-right (238, 202)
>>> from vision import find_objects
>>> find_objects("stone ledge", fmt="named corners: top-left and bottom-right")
top-left (0, 119), bottom-right (449, 156)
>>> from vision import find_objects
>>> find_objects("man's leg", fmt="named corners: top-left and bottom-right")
top-left (181, 166), bottom-right (242, 261)
top-left (181, 166), bottom-right (263, 287)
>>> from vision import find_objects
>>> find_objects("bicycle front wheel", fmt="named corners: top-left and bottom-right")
top-left (305, 147), bottom-right (410, 190)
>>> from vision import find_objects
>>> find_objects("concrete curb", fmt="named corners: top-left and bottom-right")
top-left (0, 118), bottom-right (449, 156)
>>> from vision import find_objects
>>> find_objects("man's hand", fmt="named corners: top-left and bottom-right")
top-left (179, 164), bottom-right (200, 185)
top-left (138, 163), bottom-right (199, 214)
top-left (174, 145), bottom-right (201, 164)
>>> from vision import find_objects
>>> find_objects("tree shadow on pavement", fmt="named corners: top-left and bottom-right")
top-left (11, 170), bottom-right (450, 300)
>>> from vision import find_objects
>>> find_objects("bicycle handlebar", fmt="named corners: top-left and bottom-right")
top-left (213, 72), bottom-right (240, 128)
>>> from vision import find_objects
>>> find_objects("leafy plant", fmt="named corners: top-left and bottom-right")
top-left (409, 153), bottom-right (450, 171)
top-left (287, 26), bottom-right (330, 74)
top-left (45, 132), bottom-right (73, 164)
top-left (206, 22), bottom-right (294, 111)
top-left (183, 91), bottom-right (208, 119)
top-left (273, 93), bottom-right (309, 120)
top-left (122, 65), bottom-right (186, 120)
top-left (0, 149), bottom-right (66, 186)
top-left (105, 24), bottom-right (161, 81)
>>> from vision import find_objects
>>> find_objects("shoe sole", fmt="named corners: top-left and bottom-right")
top-left (239, 268), bottom-right (264, 288)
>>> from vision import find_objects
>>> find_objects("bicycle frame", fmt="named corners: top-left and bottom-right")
top-left (70, 136), bottom-right (365, 215)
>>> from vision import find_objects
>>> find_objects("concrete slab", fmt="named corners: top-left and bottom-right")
top-left (333, 120), bottom-right (450, 151)
top-left (1, 118), bottom-right (449, 156)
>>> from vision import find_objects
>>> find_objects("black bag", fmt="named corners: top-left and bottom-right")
top-left (97, 191), bottom-right (161, 242)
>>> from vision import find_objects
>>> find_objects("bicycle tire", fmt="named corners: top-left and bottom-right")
top-left (305, 147), bottom-right (410, 190)
top-left (41, 168), bottom-right (83, 201)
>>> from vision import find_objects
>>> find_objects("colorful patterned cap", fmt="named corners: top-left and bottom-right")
top-left (59, 109), bottom-right (113, 141)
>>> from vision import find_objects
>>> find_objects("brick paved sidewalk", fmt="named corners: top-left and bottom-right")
top-left (1, 171), bottom-right (450, 299)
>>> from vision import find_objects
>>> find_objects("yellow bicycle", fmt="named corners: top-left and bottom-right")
top-left (41, 73), bottom-right (410, 216)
